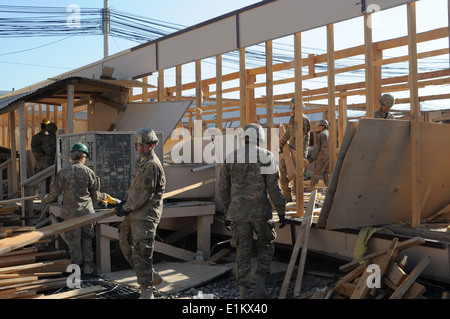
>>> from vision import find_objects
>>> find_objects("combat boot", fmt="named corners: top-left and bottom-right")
top-left (153, 269), bottom-right (163, 286)
top-left (239, 285), bottom-right (250, 299)
top-left (253, 275), bottom-right (271, 299)
top-left (139, 286), bottom-right (154, 299)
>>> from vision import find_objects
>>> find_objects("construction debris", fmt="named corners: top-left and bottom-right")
top-left (296, 236), bottom-right (435, 299)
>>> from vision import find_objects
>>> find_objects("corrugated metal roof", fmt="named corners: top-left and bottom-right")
top-left (0, 76), bottom-right (129, 115)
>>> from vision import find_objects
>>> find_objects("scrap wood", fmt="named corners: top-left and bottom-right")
top-left (293, 189), bottom-right (316, 297)
top-left (279, 189), bottom-right (316, 299)
top-left (339, 236), bottom-right (426, 273)
top-left (350, 238), bottom-right (399, 299)
top-left (0, 178), bottom-right (216, 256)
top-left (389, 256), bottom-right (431, 299)
top-left (0, 261), bottom-right (55, 274)
top-left (33, 285), bottom-right (106, 299)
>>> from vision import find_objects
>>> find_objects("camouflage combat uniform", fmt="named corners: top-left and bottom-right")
top-left (310, 128), bottom-right (330, 188)
top-left (374, 108), bottom-right (395, 119)
top-left (43, 162), bottom-right (107, 266)
top-left (31, 130), bottom-right (49, 174)
top-left (279, 114), bottom-right (310, 201)
top-left (118, 151), bottom-right (165, 288)
top-left (218, 144), bottom-right (286, 290)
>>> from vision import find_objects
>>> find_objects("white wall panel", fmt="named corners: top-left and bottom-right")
top-left (157, 16), bottom-right (237, 70)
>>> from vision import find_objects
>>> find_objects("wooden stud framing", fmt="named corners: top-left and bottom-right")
top-left (364, 13), bottom-right (375, 116)
top-left (239, 48), bottom-right (247, 127)
top-left (408, 2), bottom-right (421, 228)
top-left (294, 32), bottom-right (305, 217)
top-left (216, 55), bottom-right (223, 131)
top-left (327, 24), bottom-right (337, 175)
top-left (265, 40), bottom-right (274, 148)
top-left (195, 60), bottom-right (202, 122)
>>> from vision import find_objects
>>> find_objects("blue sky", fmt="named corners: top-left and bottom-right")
top-left (0, 0), bottom-right (448, 112)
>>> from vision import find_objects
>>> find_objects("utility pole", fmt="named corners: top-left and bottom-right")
top-left (102, 0), bottom-right (110, 58)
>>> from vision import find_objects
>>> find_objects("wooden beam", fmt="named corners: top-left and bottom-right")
top-left (327, 24), bottom-right (337, 175)
top-left (158, 70), bottom-right (165, 102)
top-left (265, 40), bottom-right (274, 147)
top-left (216, 55), bottom-right (223, 131)
top-left (365, 13), bottom-right (375, 116)
top-left (408, 2), bottom-right (421, 228)
top-left (195, 60), bottom-right (202, 121)
top-left (67, 84), bottom-right (74, 134)
top-left (239, 48), bottom-right (247, 127)
top-left (91, 95), bottom-right (125, 112)
top-left (294, 32), bottom-right (305, 217)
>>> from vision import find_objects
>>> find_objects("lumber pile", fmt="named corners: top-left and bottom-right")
top-left (327, 237), bottom-right (431, 299)
top-left (294, 237), bottom-right (435, 299)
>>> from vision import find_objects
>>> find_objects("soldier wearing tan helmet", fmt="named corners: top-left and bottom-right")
top-left (374, 94), bottom-right (395, 119)
top-left (115, 127), bottom-right (166, 299)
top-left (219, 123), bottom-right (286, 299)
top-left (307, 119), bottom-right (330, 192)
top-left (279, 98), bottom-right (311, 202)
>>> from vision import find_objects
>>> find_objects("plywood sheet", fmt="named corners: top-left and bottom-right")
top-left (115, 101), bottom-right (192, 145)
top-left (325, 119), bottom-right (450, 230)
top-left (102, 262), bottom-right (230, 293)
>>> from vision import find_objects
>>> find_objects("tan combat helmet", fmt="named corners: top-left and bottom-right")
top-left (134, 127), bottom-right (159, 145)
top-left (378, 94), bottom-right (395, 108)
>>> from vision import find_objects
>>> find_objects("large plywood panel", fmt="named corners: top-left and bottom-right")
top-left (115, 101), bottom-right (192, 145)
top-left (157, 16), bottom-right (237, 70)
top-left (325, 118), bottom-right (450, 230)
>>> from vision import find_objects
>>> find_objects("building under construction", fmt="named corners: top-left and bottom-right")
top-left (0, 0), bottom-right (449, 299)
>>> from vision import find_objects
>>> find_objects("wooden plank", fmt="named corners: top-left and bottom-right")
top-left (403, 282), bottom-right (426, 299)
top-left (280, 124), bottom-right (296, 180)
top-left (0, 261), bottom-right (54, 274)
top-left (279, 189), bottom-right (316, 299)
top-left (293, 189), bottom-right (315, 296)
top-left (350, 238), bottom-right (398, 299)
top-left (0, 276), bottom-right (38, 287)
top-left (34, 285), bottom-right (106, 299)
top-left (0, 255), bottom-right (36, 268)
top-left (339, 236), bottom-right (425, 272)
top-left (390, 256), bottom-right (431, 299)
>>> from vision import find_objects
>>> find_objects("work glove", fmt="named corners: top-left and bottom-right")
top-left (115, 201), bottom-right (129, 217)
top-left (224, 220), bottom-right (232, 232)
top-left (278, 213), bottom-right (287, 229)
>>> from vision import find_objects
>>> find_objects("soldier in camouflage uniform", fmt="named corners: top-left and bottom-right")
top-left (43, 143), bottom-right (109, 274)
top-left (219, 123), bottom-right (286, 299)
top-left (115, 127), bottom-right (166, 299)
top-left (308, 119), bottom-right (330, 191)
top-left (31, 118), bottom-right (50, 174)
top-left (41, 122), bottom-right (58, 192)
top-left (279, 98), bottom-right (310, 202)
top-left (374, 93), bottom-right (395, 119)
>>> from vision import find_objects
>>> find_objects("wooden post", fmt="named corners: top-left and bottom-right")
top-left (158, 70), bottom-right (164, 102)
top-left (265, 40), bottom-right (274, 150)
top-left (67, 84), bottom-right (74, 134)
top-left (365, 13), bottom-right (374, 117)
top-left (8, 110), bottom-right (18, 196)
top-left (247, 71), bottom-right (256, 124)
top-left (327, 24), bottom-right (337, 175)
top-left (338, 95), bottom-right (348, 148)
top-left (216, 55), bottom-right (223, 131)
top-left (408, 2), bottom-right (421, 228)
top-left (195, 60), bottom-right (202, 122)
top-left (239, 48), bottom-right (247, 127)
top-left (294, 32), bottom-right (305, 217)
top-left (176, 65), bottom-right (182, 101)
top-left (18, 102), bottom-right (30, 222)
top-left (142, 76), bottom-right (148, 102)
